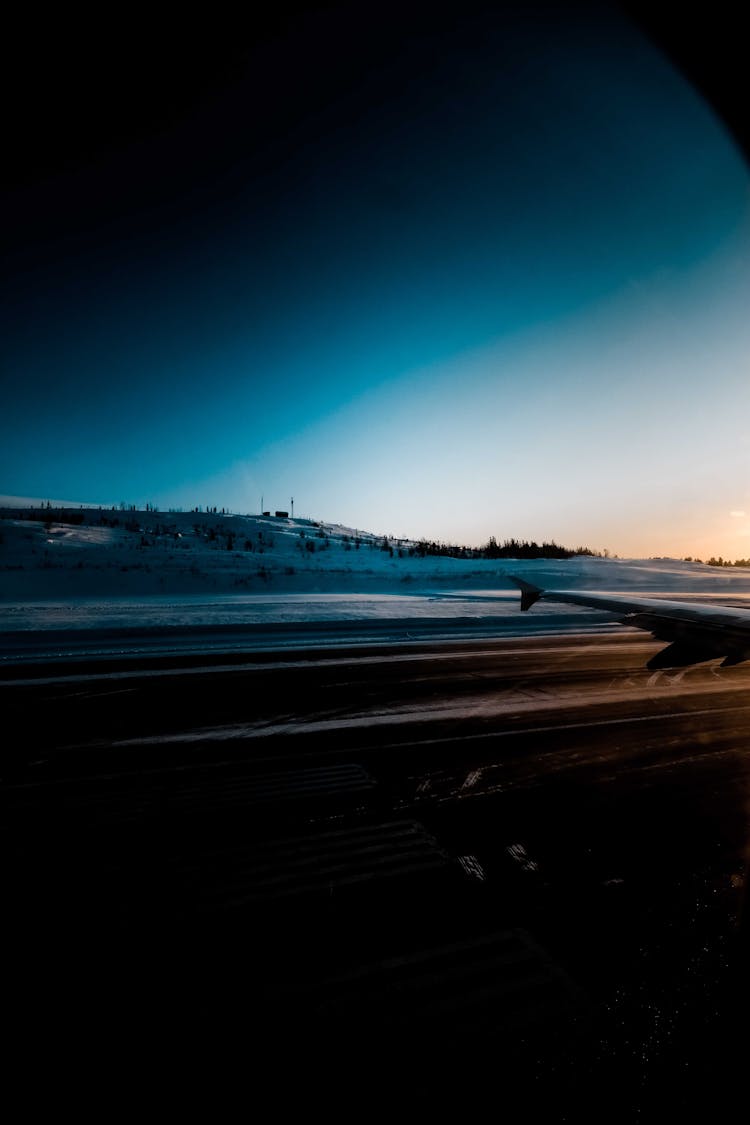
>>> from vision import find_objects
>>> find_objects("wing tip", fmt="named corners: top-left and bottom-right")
top-left (507, 574), bottom-right (543, 611)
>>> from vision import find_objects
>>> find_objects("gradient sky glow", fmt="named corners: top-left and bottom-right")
top-left (3, 3), bottom-right (750, 559)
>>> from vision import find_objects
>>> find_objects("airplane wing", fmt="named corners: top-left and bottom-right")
top-left (507, 575), bottom-right (750, 669)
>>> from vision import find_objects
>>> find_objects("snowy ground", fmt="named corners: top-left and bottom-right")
top-left (3, 506), bottom-right (750, 636)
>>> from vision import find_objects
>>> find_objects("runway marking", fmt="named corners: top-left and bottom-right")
top-left (507, 843), bottom-right (539, 873)
top-left (0, 635), bottom-right (658, 687)
top-left (458, 855), bottom-right (486, 880)
top-left (388, 703), bottom-right (750, 752)
top-left (109, 699), bottom-right (750, 748)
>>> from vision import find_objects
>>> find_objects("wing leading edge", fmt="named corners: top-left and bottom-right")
top-left (507, 576), bottom-right (750, 669)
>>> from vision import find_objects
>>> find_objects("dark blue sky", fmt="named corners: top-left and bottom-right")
top-left (3, 3), bottom-right (750, 556)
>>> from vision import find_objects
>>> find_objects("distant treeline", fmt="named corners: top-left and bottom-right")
top-left (413, 536), bottom-right (603, 560)
top-left (694, 556), bottom-right (750, 569)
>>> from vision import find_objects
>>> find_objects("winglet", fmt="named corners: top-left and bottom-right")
top-left (508, 575), bottom-right (543, 611)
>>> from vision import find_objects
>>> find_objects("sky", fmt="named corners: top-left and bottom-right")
top-left (3, 2), bottom-right (750, 560)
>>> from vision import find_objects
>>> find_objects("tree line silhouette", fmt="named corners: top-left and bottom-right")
top-left (412, 536), bottom-right (603, 560)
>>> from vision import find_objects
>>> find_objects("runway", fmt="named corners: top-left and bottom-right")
top-left (5, 630), bottom-right (750, 1116)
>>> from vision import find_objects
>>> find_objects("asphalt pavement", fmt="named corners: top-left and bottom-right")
top-left (5, 632), bottom-right (749, 1118)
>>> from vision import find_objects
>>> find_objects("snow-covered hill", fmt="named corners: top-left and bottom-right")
top-left (3, 505), bottom-right (750, 603)
top-left (0, 507), bottom-right (484, 598)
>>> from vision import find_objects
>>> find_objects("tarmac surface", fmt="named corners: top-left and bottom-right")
top-left (5, 630), bottom-right (750, 1117)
